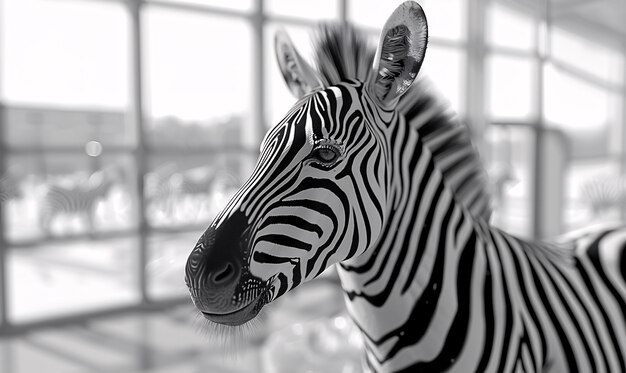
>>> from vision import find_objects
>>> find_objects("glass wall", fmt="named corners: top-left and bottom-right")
top-left (484, 0), bottom-right (625, 237)
top-left (0, 0), bottom-right (140, 323)
top-left (1, 0), bottom-right (626, 330)
top-left (0, 0), bottom-right (343, 330)
top-left (545, 24), bottom-right (624, 231)
top-left (484, 1), bottom-right (539, 237)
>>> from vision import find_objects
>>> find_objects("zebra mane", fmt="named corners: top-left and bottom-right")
top-left (311, 23), bottom-right (492, 221)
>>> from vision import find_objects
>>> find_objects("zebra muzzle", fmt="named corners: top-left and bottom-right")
top-left (199, 291), bottom-right (266, 326)
top-left (185, 210), bottom-right (266, 325)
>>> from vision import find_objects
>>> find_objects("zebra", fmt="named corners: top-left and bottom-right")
top-left (580, 175), bottom-right (626, 218)
top-left (145, 162), bottom-right (179, 219)
top-left (146, 164), bottom-right (242, 221)
top-left (40, 166), bottom-right (123, 235)
top-left (0, 169), bottom-right (23, 203)
top-left (185, 2), bottom-right (626, 371)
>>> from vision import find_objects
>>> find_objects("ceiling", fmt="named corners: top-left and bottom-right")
top-left (500, 0), bottom-right (626, 46)
top-left (554, 0), bottom-right (626, 39)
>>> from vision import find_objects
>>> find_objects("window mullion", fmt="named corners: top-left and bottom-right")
top-left (129, 0), bottom-right (150, 304)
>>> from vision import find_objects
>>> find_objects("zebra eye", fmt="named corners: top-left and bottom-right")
top-left (312, 146), bottom-right (340, 165)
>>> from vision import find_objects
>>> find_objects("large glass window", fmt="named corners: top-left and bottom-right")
top-left (1, 0), bottom-right (130, 112)
top-left (422, 46), bottom-right (466, 115)
top-left (143, 7), bottom-right (252, 147)
top-left (0, 0), bottom-right (347, 330)
top-left (550, 27), bottom-right (624, 84)
top-left (4, 154), bottom-right (137, 242)
top-left (545, 24), bottom-right (624, 231)
top-left (266, 0), bottom-right (338, 20)
top-left (141, 6), bottom-right (258, 298)
top-left (487, 55), bottom-right (536, 120)
top-left (0, 0), bottom-right (139, 324)
top-left (486, 2), bottom-right (536, 52)
top-left (1, 0), bottom-right (625, 334)
top-left (485, 1), bottom-right (626, 237)
top-left (485, 125), bottom-right (534, 237)
top-left (148, 0), bottom-right (254, 12)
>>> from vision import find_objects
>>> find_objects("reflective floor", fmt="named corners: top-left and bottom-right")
top-left (0, 275), bottom-right (361, 373)
top-left (1, 306), bottom-right (259, 373)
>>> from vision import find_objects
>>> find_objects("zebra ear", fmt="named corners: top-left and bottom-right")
top-left (368, 1), bottom-right (428, 107)
top-left (275, 29), bottom-right (323, 98)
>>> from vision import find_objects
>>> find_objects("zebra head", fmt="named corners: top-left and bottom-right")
top-left (186, 1), bottom-right (428, 327)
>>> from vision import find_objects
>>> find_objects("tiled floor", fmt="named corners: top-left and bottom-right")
top-left (0, 279), bottom-right (363, 373)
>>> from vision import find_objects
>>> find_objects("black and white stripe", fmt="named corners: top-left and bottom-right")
top-left (338, 113), bottom-right (626, 371)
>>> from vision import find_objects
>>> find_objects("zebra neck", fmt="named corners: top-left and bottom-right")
top-left (337, 124), bottom-right (483, 370)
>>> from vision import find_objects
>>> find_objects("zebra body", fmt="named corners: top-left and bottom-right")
top-left (185, 2), bottom-right (626, 372)
top-left (145, 162), bottom-right (179, 217)
top-left (338, 116), bottom-right (626, 370)
top-left (40, 167), bottom-right (121, 234)
top-left (146, 164), bottom-right (238, 220)
top-left (0, 171), bottom-right (23, 203)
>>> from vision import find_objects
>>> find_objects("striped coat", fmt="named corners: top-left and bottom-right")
top-left (185, 2), bottom-right (626, 372)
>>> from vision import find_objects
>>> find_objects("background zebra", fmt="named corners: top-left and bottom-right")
top-left (40, 165), bottom-right (124, 235)
top-left (145, 163), bottom-right (241, 223)
top-left (185, 2), bottom-right (626, 372)
top-left (0, 169), bottom-right (23, 203)
top-left (145, 162), bottom-right (179, 219)
top-left (169, 166), bottom-right (236, 217)
top-left (580, 175), bottom-right (626, 218)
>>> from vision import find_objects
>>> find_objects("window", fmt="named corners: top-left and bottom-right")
top-left (486, 55), bottom-right (536, 120)
top-left (486, 2), bottom-right (536, 52)
top-left (266, 0), bottom-right (338, 20)
top-left (143, 7), bottom-right (252, 147)
top-left (349, 0), bottom-right (467, 42)
top-left (550, 27), bottom-right (623, 84)
top-left (148, 0), bottom-right (254, 12)
top-left (1, 0), bottom-right (132, 148)
top-left (422, 46), bottom-right (466, 115)
top-left (0, 0), bottom-right (348, 329)
top-left (486, 125), bottom-right (534, 237)
top-left (2, 0), bottom-right (624, 332)
top-left (544, 39), bottom-right (624, 229)
top-left (1, 0), bottom-right (139, 322)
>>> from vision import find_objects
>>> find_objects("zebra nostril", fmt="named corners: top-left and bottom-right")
top-left (211, 262), bottom-right (236, 285)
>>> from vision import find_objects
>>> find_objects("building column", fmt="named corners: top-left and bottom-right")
top-left (465, 0), bottom-right (487, 158)
top-left (0, 0), bottom-right (8, 330)
top-left (129, 0), bottom-right (149, 303)
top-left (252, 0), bottom-right (265, 146)
top-left (621, 24), bottom-right (626, 220)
